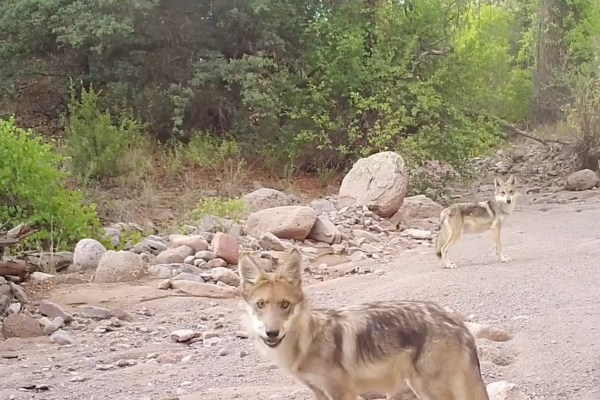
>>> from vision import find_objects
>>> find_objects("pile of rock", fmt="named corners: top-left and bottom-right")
top-left (472, 142), bottom-right (582, 191)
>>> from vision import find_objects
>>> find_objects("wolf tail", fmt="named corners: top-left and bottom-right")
top-left (434, 210), bottom-right (449, 258)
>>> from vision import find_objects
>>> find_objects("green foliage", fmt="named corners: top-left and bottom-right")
top-left (64, 84), bottom-right (149, 182)
top-left (0, 116), bottom-right (100, 250)
top-left (191, 197), bottom-right (246, 222)
top-left (2, 0), bottom-right (600, 192)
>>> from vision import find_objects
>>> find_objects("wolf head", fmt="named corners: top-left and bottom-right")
top-left (238, 248), bottom-right (305, 348)
top-left (494, 174), bottom-right (517, 205)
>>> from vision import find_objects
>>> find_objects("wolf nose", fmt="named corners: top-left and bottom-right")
top-left (266, 330), bottom-right (280, 338)
top-left (506, 199), bottom-right (512, 204)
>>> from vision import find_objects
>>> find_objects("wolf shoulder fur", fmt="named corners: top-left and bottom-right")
top-left (435, 174), bottom-right (518, 269)
top-left (238, 249), bottom-right (489, 400)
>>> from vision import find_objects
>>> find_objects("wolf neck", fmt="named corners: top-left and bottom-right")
top-left (489, 199), bottom-right (515, 216)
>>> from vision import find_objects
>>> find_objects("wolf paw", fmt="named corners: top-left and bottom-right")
top-left (443, 262), bottom-right (457, 269)
top-left (499, 255), bottom-right (512, 263)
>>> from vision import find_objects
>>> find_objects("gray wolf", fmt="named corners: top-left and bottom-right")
top-left (435, 174), bottom-right (518, 269)
top-left (237, 248), bottom-right (489, 400)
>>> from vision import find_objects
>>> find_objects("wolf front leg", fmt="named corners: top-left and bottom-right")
top-left (491, 223), bottom-right (511, 263)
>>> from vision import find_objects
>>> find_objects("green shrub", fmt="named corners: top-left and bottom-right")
top-left (0, 116), bottom-right (101, 250)
top-left (64, 85), bottom-right (149, 182)
top-left (190, 196), bottom-right (246, 221)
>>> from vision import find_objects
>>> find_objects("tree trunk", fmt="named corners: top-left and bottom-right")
top-left (531, 0), bottom-right (570, 126)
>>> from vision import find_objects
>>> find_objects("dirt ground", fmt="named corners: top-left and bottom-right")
top-left (1, 189), bottom-right (599, 400)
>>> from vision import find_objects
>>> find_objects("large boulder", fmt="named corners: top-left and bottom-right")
top-left (565, 169), bottom-right (599, 191)
top-left (243, 188), bottom-right (292, 215)
top-left (338, 151), bottom-right (408, 218)
top-left (93, 250), bottom-right (146, 283)
top-left (2, 314), bottom-right (45, 338)
top-left (73, 239), bottom-right (107, 271)
top-left (246, 206), bottom-right (317, 240)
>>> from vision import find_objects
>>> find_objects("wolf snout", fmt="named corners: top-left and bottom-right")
top-left (506, 199), bottom-right (512, 204)
top-left (266, 330), bottom-right (280, 338)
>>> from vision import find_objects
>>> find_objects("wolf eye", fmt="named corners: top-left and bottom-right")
top-left (509, 190), bottom-right (514, 194)
top-left (280, 300), bottom-right (290, 309)
top-left (256, 300), bottom-right (265, 309)
top-left (501, 191), bottom-right (506, 195)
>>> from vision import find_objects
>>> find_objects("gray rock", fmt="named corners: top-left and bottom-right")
top-left (195, 251), bottom-right (216, 261)
top-left (258, 232), bottom-right (286, 251)
top-left (42, 317), bottom-right (65, 335)
top-left (51, 329), bottom-right (75, 345)
top-left (73, 238), bottom-right (107, 270)
top-left (246, 206), bottom-right (317, 240)
top-left (39, 300), bottom-right (73, 323)
top-left (79, 305), bottom-right (111, 320)
top-left (565, 169), bottom-right (599, 191)
top-left (338, 151), bottom-right (408, 217)
top-left (155, 245), bottom-right (195, 264)
top-left (210, 267), bottom-right (240, 287)
top-left (172, 272), bottom-right (205, 283)
top-left (8, 282), bottom-right (28, 304)
top-left (7, 302), bottom-right (21, 315)
top-left (94, 250), bottom-right (146, 283)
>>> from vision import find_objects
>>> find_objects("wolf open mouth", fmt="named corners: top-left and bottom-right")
top-left (262, 334), bottom-right (286, 348)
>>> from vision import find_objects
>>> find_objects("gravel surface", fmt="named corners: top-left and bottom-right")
top-left (1, 190), bottom-right (599, 400)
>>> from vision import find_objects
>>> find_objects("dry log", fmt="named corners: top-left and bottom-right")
top-left (0, 259), bottom-right (36, 281)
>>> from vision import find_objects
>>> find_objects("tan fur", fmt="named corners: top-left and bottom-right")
top-left (435, 174), bottom-right (518, 269)
top-left (238, 249), bottom-right (490, 400)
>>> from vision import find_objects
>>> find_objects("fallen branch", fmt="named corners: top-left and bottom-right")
top-left (461, 108), bottom-right (571, 146)
top-left (0, 222), bottom-right (39, 280)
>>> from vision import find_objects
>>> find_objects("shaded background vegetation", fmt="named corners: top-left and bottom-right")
top-left (1, 0), bottom-right (600, 249)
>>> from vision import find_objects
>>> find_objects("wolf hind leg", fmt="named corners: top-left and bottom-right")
top-left (438, 218), bottom-right (462, 269)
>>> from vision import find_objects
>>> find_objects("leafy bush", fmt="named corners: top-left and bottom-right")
top-left (0, 116), bottom-right (101, 250)
top-left (64, 85), bottom-right (150, 183)
top-left (190, 196), bottom-right (246, 221)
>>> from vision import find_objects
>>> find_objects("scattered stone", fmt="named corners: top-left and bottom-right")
top-left (158, 279), bottom-right (172, 290)
top-left (41, 317), bottom-right (65, 335)
top-left (246, 206), bottom-right (318, 240)
top-left (486, 381), bottom-right (531, 400)
top-left (212, 232), bottom-right (240, 264)
top-left (258, 232), bottom-right (286, 251)
top-left (2, 314), bottom-right (45, 338)
top-left (210, 267), bottom-right (240, 287)
top-left (6, 303), bottom-right (21, 315)
top-left (308, 215), bottom-right (342, 244)
top-left (400, 195), bottom-right (443, 221)
top-left (8, 281), bottom-right (28, 304)
top-left (94, 250), bottom-right (146, 283)
top-left (400, 228), bottom-right (434, 240)
top-left (109, 308), bottom-right (134, 322)
top-left (172, 272), bottom-right (205, 283)
top-left (28, 272), bottom-right (55, 284)
top-left (195, 251), bottom-right (216, 261)
top-left (338, 151), bottom-right (408, 217)
top-left (350, 251), bottom-right (369, 262)
top-left (565, 169), bottom-right (599, 191)
top-left (170, 329), bottom-right (200, 342)
top-left (73, 238), bottom-right (107, 270)
top-left (465, 322), bottom-right (513, 342)
top-left (155, 245), bottom-right (196, 264)
top-left (79, 305), bottom-right (111, 320)
top-left (170, 280), bottom-right (238, 298)
top-left (39, 300), bottom-right (73, 323)
top-left (206, 258), bottom-right (227, 268)
top-left (169, 234), bottom-right (210, 252)
top-left (184, 255), bottom-right (196, 265)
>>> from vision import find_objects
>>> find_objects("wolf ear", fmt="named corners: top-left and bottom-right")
top-left (238, 252), bottom-right (268, 288)
top-left (276, 248), bottom-right (303, 286)
top-left (506, 174), bottom-right (516, 185)
top-left (494, 177), bottom-right (504, 188)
